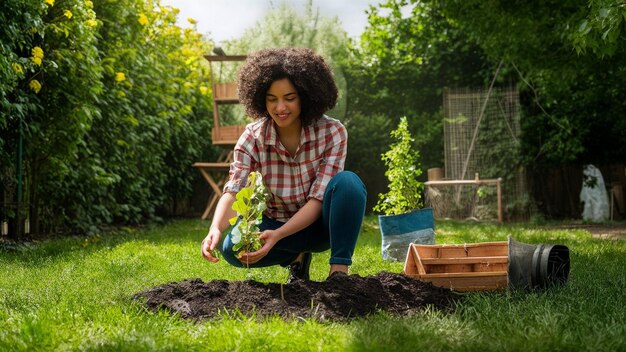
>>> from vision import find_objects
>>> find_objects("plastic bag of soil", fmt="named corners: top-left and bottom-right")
top-left (378, 208), bottom-right (435, 261)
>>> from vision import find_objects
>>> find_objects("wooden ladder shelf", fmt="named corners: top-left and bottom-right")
top-left (193, 54), bottom-right (247, 219)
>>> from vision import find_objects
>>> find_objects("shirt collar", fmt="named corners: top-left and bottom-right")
top-left (261, 117), bottom-right (318, 147)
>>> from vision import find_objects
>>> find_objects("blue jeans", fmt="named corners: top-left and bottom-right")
top-left (221, 171), bottom-right (367, 268)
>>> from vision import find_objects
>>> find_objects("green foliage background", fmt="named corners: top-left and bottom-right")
top-left (345, 0), bottom-right (625, 216)
top-left (2, 0), bottom-right (625, 235)
top-left (343, 0), bottom-right (494, 210)
top-left (1, 0), bottom-right (214, 234)
top-left (435, 0), bottom-right (626, 167)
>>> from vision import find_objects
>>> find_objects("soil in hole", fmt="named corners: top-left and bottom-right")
top-left (134, 272), bottom-right (463, 322)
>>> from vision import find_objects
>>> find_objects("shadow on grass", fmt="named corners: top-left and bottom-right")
top-left (0, 215), bottom-right (385, 266)
top-left (0, 215), bottom-right (615, 275)
top-left (0, 218), bottom-right (210, 265)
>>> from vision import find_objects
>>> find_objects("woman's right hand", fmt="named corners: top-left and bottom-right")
top-left (201, 192), bottom-right (237, 263)
top-left (201, 227), bottom-right (222, 263)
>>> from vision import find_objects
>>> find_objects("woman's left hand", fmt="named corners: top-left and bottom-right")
top-left (238, 229), bottom-right (281, 265)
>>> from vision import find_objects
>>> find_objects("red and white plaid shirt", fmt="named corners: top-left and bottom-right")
top-left (224, 115), bottom-right (347, 222)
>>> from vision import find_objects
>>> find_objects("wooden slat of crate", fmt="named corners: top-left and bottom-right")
top-left (421, 271), bottom-right (507, 278)
top-left (422, 256), bottom-right (507, 274)
top-left (404, 244), bottom-right (426, 276)
top-left (426, 263), bottom-right (508, 274)
top-left (406, 271), bottom-right (508, 292)
top-left (465, 243), bottom-right (508, 257)
top-left (434, 242), bottom-right (508, 258)
top-left (420, 256), bottom-right (508, 264)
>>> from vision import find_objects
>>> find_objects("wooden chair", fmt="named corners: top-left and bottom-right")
top-left (193, 54), bottom-right (247, 220)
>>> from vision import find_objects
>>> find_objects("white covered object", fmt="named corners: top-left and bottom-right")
top-left (580, 164), bottom-right (609, 222)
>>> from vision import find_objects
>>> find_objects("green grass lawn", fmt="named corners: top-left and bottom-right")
top-left (1, 216), bottom-right (624, 351)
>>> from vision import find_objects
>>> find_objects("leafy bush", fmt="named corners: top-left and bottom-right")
top-left (373, 117), bottom-right (424, 216)
top-left (1, 0), bottom-right (215, 235)
top-left (1, 0), bottom-right (102, 233)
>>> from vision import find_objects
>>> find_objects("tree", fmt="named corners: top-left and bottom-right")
top-left (347, 0), bottom-right (495, 165)
top-left (435, 0), bottom-right (626, 166)
top-left (572, 0), bottom-right (626, 57)
top-left (343, 0), bottom-right (494, 209)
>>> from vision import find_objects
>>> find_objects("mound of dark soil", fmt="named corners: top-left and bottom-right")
top-left (133, 272), bottom-right (462, 322)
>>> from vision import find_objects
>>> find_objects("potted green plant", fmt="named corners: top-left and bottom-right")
top-left (374, 116), bottom-right (435, 261)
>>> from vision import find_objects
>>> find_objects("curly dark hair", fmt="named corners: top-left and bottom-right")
top-left (237, 47), bottom-right (338, 126)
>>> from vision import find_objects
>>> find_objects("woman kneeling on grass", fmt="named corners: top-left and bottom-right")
top-left (200, 47), bottom-right (366, 283)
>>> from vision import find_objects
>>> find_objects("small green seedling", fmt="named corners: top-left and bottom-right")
top-left (228, 171), bottom-right (268, 259)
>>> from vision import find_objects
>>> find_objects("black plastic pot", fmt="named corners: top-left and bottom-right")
top-left (507, 236), bottom-right (570, 290)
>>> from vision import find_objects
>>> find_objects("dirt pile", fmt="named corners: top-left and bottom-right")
top-left (134, 272), bottom-right (462, 322)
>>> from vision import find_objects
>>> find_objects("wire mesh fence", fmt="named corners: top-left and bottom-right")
top-left (426, 181), bottom-right (501, 222)
top-left (427, 86), bottom-right (529, 221)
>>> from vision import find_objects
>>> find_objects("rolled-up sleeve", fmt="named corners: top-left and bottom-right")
top-left (223, 127), bottom-right (257, 194)
top-left (308, 123), bottom-right (347, 201)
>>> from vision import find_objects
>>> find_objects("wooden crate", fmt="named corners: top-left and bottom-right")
top-left (404, 241), bottom-right (508, 291)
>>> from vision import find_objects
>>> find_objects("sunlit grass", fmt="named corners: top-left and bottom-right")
top-left (0, 216), bottom-right (624, 351)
